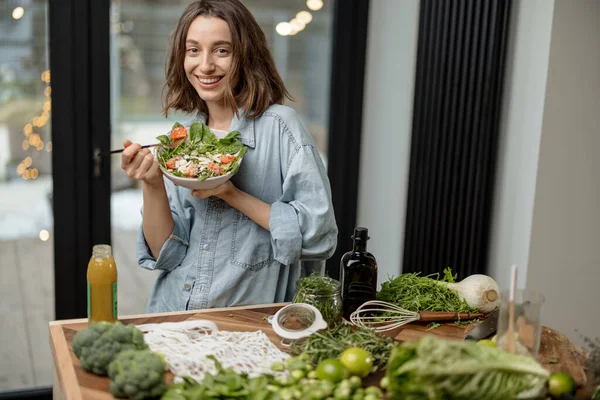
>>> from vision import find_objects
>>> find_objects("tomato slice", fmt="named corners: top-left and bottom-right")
top-left (165, 156), bottom-right (180, 170)
top-left (184, 165), bottom-right (199, 178)
top-left (170, 126), bottom-right (187, 141)
top-left (219, 154), bottom-right (236, 164)
top-left (207, 162), bottom-right (225, 176)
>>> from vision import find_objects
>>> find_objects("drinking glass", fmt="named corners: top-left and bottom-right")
top-left (496, 289), bottom-right (545, 358)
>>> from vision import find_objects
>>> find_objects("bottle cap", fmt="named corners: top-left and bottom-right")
top-left (92, 244), bottom-right (113, 258)
top-left (352, 227), bottom-right (370, 241)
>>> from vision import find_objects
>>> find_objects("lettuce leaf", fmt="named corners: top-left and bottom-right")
top-left (386, 336), bottom-right (549, 400)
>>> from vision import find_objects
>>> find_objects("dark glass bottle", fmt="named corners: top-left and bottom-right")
top-left (340, 227), bottom-right (378, 320)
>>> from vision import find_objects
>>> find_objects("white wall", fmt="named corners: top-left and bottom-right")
top-left (359, 0), bottom-right (600, 344)
top-left (356, 0), bottom-right (420, 288)
top-left (526, 0), bottom-right (600, 346)
top-left (487, 0), bottom-right (555, 291)
top-left (489, 0), bottom-right (600, 346)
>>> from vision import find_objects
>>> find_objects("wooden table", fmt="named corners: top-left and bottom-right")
top-left (50, 303), bottom-right (595, 400)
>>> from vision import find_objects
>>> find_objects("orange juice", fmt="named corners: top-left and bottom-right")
top-left (87, 244), bottom-right (118, 322)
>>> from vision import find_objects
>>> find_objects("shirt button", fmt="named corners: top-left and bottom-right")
top-left (183, 283), bottom-right (191, 291)
top-left (203, 244), bottom-right (209, 250)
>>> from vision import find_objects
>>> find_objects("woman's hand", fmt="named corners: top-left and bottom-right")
top-left (121, 140), bottom-right (162, 186)
top-left (191, 180), bottom-right (236, 200)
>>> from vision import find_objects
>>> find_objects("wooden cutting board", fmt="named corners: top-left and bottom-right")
top-left (49, 303), bottom-right (596, 400)
top-left (537, 326), bottom-right (594, 398)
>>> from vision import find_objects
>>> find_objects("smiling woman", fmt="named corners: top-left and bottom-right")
top-left (105, 0), bottom-right (335, 321)
top-left (163, 0), bottom-right (292, 123)
top-left (118, 0), bottom-right (338, 314)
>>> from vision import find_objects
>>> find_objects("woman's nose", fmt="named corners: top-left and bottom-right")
top-left (199, 53), bottom-right (215, 73)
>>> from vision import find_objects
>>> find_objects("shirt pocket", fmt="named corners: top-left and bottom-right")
top-left (230, 210), bottom-right (274, 271)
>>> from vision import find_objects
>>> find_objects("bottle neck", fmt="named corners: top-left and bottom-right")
top-left (353, 239), bottom-right (367, 253)
top-left (92, 244), bottom-right (113, 259)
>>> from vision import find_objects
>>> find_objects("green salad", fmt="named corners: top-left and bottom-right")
top-left (156, 121), bottom-right (248, 181)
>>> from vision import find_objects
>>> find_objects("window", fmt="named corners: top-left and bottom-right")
top-left (0, 0), bottom-right (54, 392)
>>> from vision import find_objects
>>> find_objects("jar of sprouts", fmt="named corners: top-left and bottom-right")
top-left (293, 273), bottom-right (343, 326)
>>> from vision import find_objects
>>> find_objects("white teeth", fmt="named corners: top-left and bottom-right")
top-left (199, 77), bottom-right (220, 84)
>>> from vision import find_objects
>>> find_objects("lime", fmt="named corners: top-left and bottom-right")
top-left (340, 347), bottom-right (374, 378)
top-left (316, 359), bottom-right (348, 383)
top-left (380, 376), bottom-right (390, 389)
top-left (349, 375), bottom-right (362, 390)
top-left (477, 339), bottom-right (496, 348)
top-left (365, 386), bottom-right (383, 396)
top-left (548, 372), bottom-right (575, 398)
top-left (286, 357), bottom-right (307, 371)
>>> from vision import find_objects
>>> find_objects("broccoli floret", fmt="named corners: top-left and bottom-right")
top-left (72, 321), bottom-right (113, 359)
top-left (108, 349), bottom-right (166, 400)
top-left (71, 321), bottom-right (148, 376)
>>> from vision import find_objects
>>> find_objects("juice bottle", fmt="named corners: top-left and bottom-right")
top-left (340, 227), bottom-right (378, 320)
top-left (87, 244), bottom-right (118, 322)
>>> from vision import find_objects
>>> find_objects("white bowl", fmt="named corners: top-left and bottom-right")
top-left (155, 148), bottom-right (243, 190)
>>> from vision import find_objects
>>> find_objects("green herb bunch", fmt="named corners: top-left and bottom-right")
top-left (293, 273), bottom-right (342, 325)
top-left (377, 267), bottom-right (478, 313)
top-left (293, 322), bottom-right (398, 372)
top-left (162, 354), bottom-right (384, 400)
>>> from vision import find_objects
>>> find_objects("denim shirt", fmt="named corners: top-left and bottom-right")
top-left (136, 104), bottom-right (338, 313)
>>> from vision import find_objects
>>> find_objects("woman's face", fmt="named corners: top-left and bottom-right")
top-left (184, 16), bottom-right (233, 106)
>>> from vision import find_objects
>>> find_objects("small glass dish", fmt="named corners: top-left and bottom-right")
top-left (269, 303), bottom-right (327, 347)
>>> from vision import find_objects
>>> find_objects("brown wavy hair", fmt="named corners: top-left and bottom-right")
top-left (162, 0), bottom-right (293, 120)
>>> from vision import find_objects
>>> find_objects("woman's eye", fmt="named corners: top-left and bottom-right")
top-left (187, 48), bottom-right (199, 55)
top-left (216, 48), bottom-right (229, 55)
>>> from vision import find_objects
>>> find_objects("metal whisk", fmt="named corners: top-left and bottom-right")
top-left (349, 300), bottom-right (484, 333)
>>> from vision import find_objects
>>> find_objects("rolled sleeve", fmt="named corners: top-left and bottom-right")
top-left (269, 200), bottom-right (303, 265)
top-left (269, 145), bottom-right (338, 265)
top-left (137, 217), bottom-right (189, 271)
top-left (136, 179), bottom-right (191, 272)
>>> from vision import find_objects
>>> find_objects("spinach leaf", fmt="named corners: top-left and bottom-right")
top-left (188, 121), bottom-right (202, 142)
top-left (219, 130), bottom-right (242, 145)
top-left (156, 135), bottom-right (171, 146)
top-left (225, 160), bottom-right (239, 175)
top-left (197, 172), bottom-right (211, 182)
top-left (201, 124), bottom-right (217, 144)
top-left (191, 143), bottom-right (217, 156)
top-left (218, 141), bottom-right (244, 155)
top-left (168, 170), bottom-right (185, 177)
